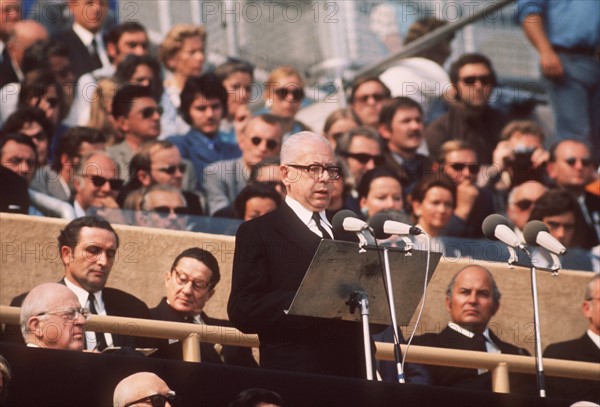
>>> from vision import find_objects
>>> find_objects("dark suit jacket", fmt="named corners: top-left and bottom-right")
top-left (412, 326), bottom-right (534, 393)
top-left (228, 202), bottom-right (367, 378)
top-left (382, 150), bottom-right (433, 196)
top-left (53, 28), bottom-right (102, 79)
top-left (543, 333), bottom-right (600, 403)
top-left (0, 48), bottom-right (18, 89)
top-left (6, 280), bottom-right (156, 349)
top-left (150, 297), bottom-right (257, 367)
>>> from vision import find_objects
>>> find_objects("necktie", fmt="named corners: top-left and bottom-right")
top-left (312, 212), bottom-right (331, 239)
top-left (89, 38), bottom-right (103, 70)
top-left (472, 333), bottom-right (488, 352)
top-left (87, 292), bottom-right (107, 350)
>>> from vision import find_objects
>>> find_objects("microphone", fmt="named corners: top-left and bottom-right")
top-left (523, 220), bottom-right (567, 255)
top-left (482, 214), bottom-right (524, 250)
top-left (368, 213), bottom-right (423, 239)
top-left (332, 210), bottom-right (374, 248)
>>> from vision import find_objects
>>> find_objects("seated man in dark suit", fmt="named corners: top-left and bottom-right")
top-left (412, 265), bottom-right (532, 392)
top-left (151, 247), bottom-right (257, 367)
top-left (543, 274), bottom-right (600, 403)
top-left (8, 216), bottom-right (155, 351)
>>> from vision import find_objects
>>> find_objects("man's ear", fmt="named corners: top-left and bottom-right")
top-left (378, 124), bottom-right (391, 141)
top-left (60, 245), bottom-right (73, 266)
top-left (116, 116), bottom-right (129, 133)
top-left (546, 161), bottom-right (557, 181)
top-left (412, 200), bottom-right (422, 217)
top-left (445, 295), bottom-right (452, 313)
top-left (106, 42), bottom-right (118, 62)
top-left (137, 169), bottom-right (152, 186)
top-left (28, 316), bottom-right (42, 340)
top-left (208, 288), bottom-right (216, 300)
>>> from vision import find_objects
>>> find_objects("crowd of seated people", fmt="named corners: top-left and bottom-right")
top-left (0, 1), bottom-right (598, 402)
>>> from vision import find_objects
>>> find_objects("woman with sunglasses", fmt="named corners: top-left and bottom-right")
top-left (262, 65), bottom-right (310, 138)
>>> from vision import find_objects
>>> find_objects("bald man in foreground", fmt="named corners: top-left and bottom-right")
top-left (20, 282), bottom-right (87, 351)
top-left (113, 372), bottom-right (175, 407)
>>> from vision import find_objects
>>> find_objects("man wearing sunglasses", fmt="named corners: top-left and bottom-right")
top-left (203, 114), bottom-right (283, 215)
top-left (229, 132), bottom-right (368, 378)
top-left (113, 372), bottom-right (175, 407)
top-left (349, 76), bottom-right (391, 128)
top-left (506, 181), bottom-right (548, 243)
top-left (433, 140), bottom-right (494, 239)
top-left (72, 152), bottom-right (122, 218)
top-left (378, 96), bottom-right (433, 194)
top-left (109, 85), bottom-right (162, 182)
top-left (20, 282), bottom-right (87, 351)
top-left (136, 185), bottom-right (189, 231)
top-left (425, 53), bottom-right (508, 164)
top-left (547, 139), bottom-right (599, 247)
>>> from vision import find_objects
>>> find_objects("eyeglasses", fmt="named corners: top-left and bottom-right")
top-left (448, 163), bottom-right (481, 174)
top-left (354, 93), bottom-right (386, 104)
top-left (155, 163), bottom-right (186, 175)
top-left (341, 152), bottom-right (385, 166)
top-left (459, 75), bottom-right (494, 86)
top-left (38, 307), bottom-right (90, 321)
top-left (89, 175), bottom-right (124, 191)
top-left (152, 206), bottom-right (189, 218)
top-left (250, 136), bottom-right (279, 151)
top-left (512, 199), bottom-right (534, 211)
top-left (564, 157), bottom-right (594, 167)
top-left (287, 163), bottom-right (342, 180)
top-left (172, 268), bottom-right (211, 291)
top-left (546, 220), bottom-right (575, 231)
top-left (140, 106), bottom-right (163, 119)
top-left (124, 392), bottom-right (177, 407)
top-left (274, 87), bottom-right (304, 102)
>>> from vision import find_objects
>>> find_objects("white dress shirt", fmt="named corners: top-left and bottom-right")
top-left (285, 195), bottom-right (333, 239)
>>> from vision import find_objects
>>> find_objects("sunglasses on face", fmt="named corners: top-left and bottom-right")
top-left (274, 87), bottom-right (304, 102)
top-left (564, 157), bottom-right (594, 167)
top-left (152, 206), bottom-right (189, 218)
top-left (250, 136), bottom-right (279, 151)
top-left (123, 392), bottom-right (177, 407)
top-left (341, 152), bottom-right (385, 166)
top-left (513, 199), bottom-right (534, 211)
top-left (354, 93), bottom-right (386, 104)
top-left (448, 163), bottom-right (481, 174)
top-left (89, 175), bottom-right (124, 190)
top-left (140, 106), bottom-right (163, 119)
top-left (459, 75), bottom-right (494, 86)
top-left (156, 163), bottom-right (186, 175)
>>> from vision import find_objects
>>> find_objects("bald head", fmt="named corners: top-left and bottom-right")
top-left (20, 282), bottom-right (85, 351)
top-left (280, 131), bottom-right (332, 164)
top-left (7, 20), bottom-right (48, 66)
top-left (113, 372), bottom-right (173, 407)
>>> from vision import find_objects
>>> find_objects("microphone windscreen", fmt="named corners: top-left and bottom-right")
top-left (523, 220), bottom-right (549, 246)
top-left (482, 214), bottom-right (510, 240)
top-left (368, 212), bottom-right (392, 239)
top-left (332, 210), bottom-right (358, 235)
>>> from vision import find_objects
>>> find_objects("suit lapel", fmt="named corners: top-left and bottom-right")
top-left (273, 202), bottom-right (322, 255)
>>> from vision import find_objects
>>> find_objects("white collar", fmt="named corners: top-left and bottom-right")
top-left (448, 322), bottom-right (492, 342)
top-left (72, 23), bottom-right (97, 47)
top-left (587, 329), bottom-right (600, 349)
top-left (73, 200), bottom-right (86, 218)
top-left (64, 277), bottom-right (102, 307)
top-left (285, 195), bottom-right (331, 228)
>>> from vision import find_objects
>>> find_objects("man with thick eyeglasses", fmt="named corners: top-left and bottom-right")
top-left (229, 131), bottom-right (368, 378)
top-left (378, 96), bottom-right (433, 194)
top-left (547, 139), bottom-right (599, 247)
top-left (72, 151), bottom-right (122, 218)
top-left (113, 372), bottom-right (176, 407)
top-left (203, 114), bottom-right (283, 215)
top-left (109, 85), bottom-right (162, 183)
top-left (8, 216), bottom-right (156, 351)
top-left (117, 140), bottom-right (202, 216)
top-left (433, 140), bottom-right (494, 239)
top-left (543, 274), bottom-right (600, 403)
top-left (425, 53), bottom-right (508, 164)
top-left (151, 247), bottom-right (256, 367)
top-left (19, 282), bottom-right (87, 351)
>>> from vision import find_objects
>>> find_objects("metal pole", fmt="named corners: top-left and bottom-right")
top-left (382, 247), bottom-right (406, 383)
top-left (358, 293), bottom-right (374, 381)
top-left (530, 265), bottom-right (546, 397)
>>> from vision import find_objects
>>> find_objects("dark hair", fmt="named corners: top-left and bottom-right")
top-left (57, 216), bottom-right (119, 251)
top-left (3, 107), bottom-right (54, 145)
top-left (52, 126), bottom-right (106, 172)
top-left (171, 247), bottom-right (221, 288)
top-left (357, 166), bottom-right (404, 201)
top-left (249, 156), bottom-right (281, 182)
top-left (410, 177), bottom-right (456, 205)
top-left (180, 73), bottom-right (228, 125)
top-left (349, 76), bottom-right (391, 104)
top-left (17, 70), bottom-right (61, 109)
top-left (234, 183), bottom-right (282, 219)
top-left (111, 85), bottom-right (156, 119)
top-left (0, 132), bottom-right (38, 163)
top-left (21, 39), bottom-right (69, 75)
top-left (214, 58), bottom-right (254, 82)
top-left (114, 54), bottom-right (163, 99)
top-left (335, 127), bottom-right (382, 155)
top-left (378, 97), bottom-right (423, 129)
top-left (449, 53), bottom-right (496, 86)
top-left (228, 388), bottom-right (284, 407)
top-left (104, 21), bottom-right (147, 47)
top-left (128, 139), bottom-right (176, 180)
